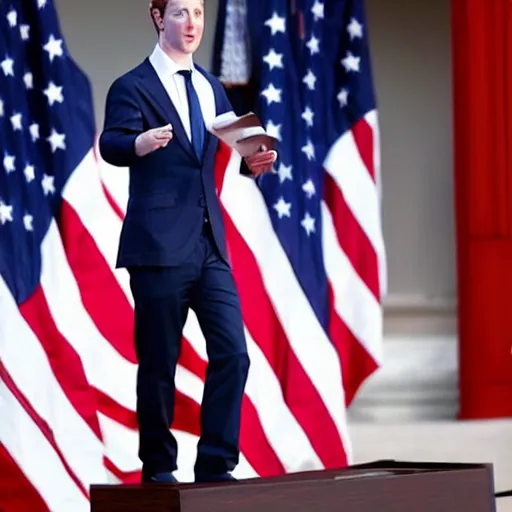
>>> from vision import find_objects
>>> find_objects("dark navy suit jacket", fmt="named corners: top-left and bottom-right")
top-left (99, 58), bottom-right (240, 269)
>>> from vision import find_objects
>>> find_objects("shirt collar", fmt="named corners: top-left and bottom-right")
top-left (149, 43), bottom-right (195, 77)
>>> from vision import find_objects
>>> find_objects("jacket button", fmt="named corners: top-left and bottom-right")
top-left (199, 197), bottom-right (206, 208)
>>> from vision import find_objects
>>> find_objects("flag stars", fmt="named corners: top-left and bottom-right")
top-left (301, 140), bottom-right (315, 161)
top-left (277, 162), bottom-right (293, 183)
top-left (7, 9), bottom-right (17, 27)
top-left (1, 56), bottom-right (15, 77)
top-left (347, 17), bottom-right (363, 40)
top-left (301, 213), bottom-right (316, 236)
top-left (29, 123), bottom-right (40, 142)
top-left (266, 120), bottom-right (282, 141)
top-left (341, 51), bottom-right (360, 73)
top-left (306, 35), bottom-right (320, 56)
top-left (47, 128), bottom-right (66, 152)
top-left (23, 213), bottom-right (34, 232)
top-left (20, 24), bottom-right (30, 41)
top-left (265, 12), bottom-right (286, 35)
top-left (302, 106), bottom-right (314, 127)
top-left (22, 212), bottom-right (34, 232)
top-left (273, 197), bottom-right (292, 219)
top-left (337, 88), bottom-right (349, 107)
top-left (263, 49), bottom-right (284, 70)
top-left (42, 174), bottom-right (55, 196)
top-left (10, 113), bottom-right (22, 131)
top-left (38, 0), bottom-right (48, 8)
top-left (0, 202), bottom-right (14, 225)
top-left (43, 34), bottom-right (64, 62)
top-left (3, 153), bottom-right (15, 174)
top-left (302, 179), bottom-right (316, 199)
top-left (261, 83), bottom-right (282, 105)
top-left (44, 82), bottom-right (64, 106)
top-left (24, 164), bottom-right (35, 183)
top-left (24, 72), bottom-right (33, 89)
top-left (311, 0), bottom-right (325, 21)
top-left (302, 69), bottom-right (317, 90)
top-left (225, 1), bottom-right (239, 14)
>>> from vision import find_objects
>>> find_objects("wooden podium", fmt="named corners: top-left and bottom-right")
top-left (90, 460), bottom-right (496, 512)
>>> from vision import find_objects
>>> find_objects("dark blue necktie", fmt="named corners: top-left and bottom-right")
top-left (178, 70), bottom-right (205, 160)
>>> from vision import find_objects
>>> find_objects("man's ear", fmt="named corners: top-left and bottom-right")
top-left (150, 8), bottom-right (164, 31)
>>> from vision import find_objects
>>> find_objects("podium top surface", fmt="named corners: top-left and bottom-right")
top-left (90, 460), bottom-right (496, 512)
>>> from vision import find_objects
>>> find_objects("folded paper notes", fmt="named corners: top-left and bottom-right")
top-left (207, 111), bottom-right (278, 158)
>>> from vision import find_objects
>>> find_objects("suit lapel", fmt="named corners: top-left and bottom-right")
top-left (199, 69), bottom-right (220, 162)
top-left (202, 128), bottom-right (214, 161)
top-left (136, 59), bottom-right (197, 160)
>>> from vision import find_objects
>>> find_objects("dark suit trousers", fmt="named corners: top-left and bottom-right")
top-left (128, 223), bottom-right (250, 478)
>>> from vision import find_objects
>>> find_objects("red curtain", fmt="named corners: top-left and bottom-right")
top-left (452, 0), bottom-right (512, 418)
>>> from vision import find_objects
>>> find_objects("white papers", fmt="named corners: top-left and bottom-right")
top-left (207, 111), bottom-right (278, 158)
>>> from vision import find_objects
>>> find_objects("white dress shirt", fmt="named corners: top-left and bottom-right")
top-left (148, 43), bottom-right (216, 141)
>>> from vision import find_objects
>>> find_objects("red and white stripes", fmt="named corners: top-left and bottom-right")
top-left (0, 114), bottom-right (384, 509)
top-left (323, 111), bottom-right (386, 403)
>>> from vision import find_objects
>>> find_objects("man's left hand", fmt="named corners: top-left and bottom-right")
top-left (244, 146), bottom-right (277, 177)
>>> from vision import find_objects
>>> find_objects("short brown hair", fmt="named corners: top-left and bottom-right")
top-left (149, 0), bottom-right (169, 33)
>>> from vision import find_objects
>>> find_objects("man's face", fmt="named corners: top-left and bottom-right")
top-left (159, 0), bottom-right (205, 57)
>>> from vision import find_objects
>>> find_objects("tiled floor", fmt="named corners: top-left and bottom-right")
top-left (349, 420), bottom-right (512, 511)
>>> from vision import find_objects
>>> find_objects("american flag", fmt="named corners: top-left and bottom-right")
top-left (0, 0), bottom-right (385, 510)
top-left (212, 0), bottom-right (386, 470)
top-left (0, 1), bottom-right (142, 510)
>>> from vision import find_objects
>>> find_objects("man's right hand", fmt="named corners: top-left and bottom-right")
top-left (134, 124), bottom-right (173, 157)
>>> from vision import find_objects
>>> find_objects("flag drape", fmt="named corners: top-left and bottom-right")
top-left (0, 1), bottom-right (385, 510)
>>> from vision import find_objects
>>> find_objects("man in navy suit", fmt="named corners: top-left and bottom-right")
top-left (99, 0), bottom-right (276, 484)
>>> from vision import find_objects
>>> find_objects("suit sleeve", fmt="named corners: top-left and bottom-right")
top-left (99, 77), bottom-right (143, 168)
